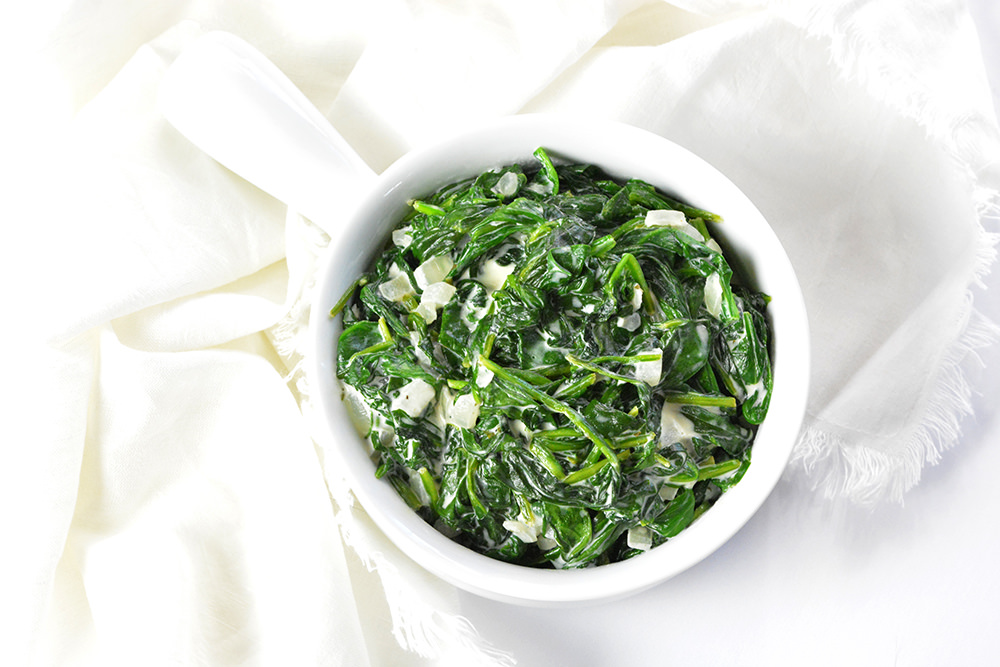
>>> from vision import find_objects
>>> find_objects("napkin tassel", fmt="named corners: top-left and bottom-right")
top-left (791, 204), bottom-right (1000, 505)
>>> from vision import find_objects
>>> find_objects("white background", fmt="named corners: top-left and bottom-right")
top-left (458, 3), bottom-right (1000, 665)
top-left (3, 3), bottom-right (997, 666)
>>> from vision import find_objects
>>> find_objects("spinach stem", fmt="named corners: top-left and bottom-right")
top-left (411, 200), bottom-right (446, 216)
top-left (330, 278), bottom-right (364, 318)
top-left (607, 253), bottom-right (660, 317)
top-left (480, 356), bottom-right (620, 469)
top-left (531, 427), bottom-right (581, 440)
top-left (531, 436), bottom-right (588, 452)
top-left (465, 459), bottom-right (488, 518)
top-left (663, 392), bottom-right (737, 409)
top-left (652, 318), bottom-right (688, 332)
top-left (563, 450), bottom-right (630, 485)
top-left (611, 432), bottom-right (655, 450)
top-left (697, 458), bottom-right (742, 480)
top-left (348, 340), bottom-right (394, 364)
top-left (530, 443), bottom-right (566, 480)
top-left (377, 316), bottom-right (394, 343)
top-left (564, 355), bottom-right (637, 385)
top-left (418, 466), bottom-right (440, 505)
top-left (552, 372), bottom-right (597, 399)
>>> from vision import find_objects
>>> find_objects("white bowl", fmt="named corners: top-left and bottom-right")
top-left (308, 114), bottom-right (809, 606)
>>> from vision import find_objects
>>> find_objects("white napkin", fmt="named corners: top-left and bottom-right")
top-left (4, 0), bottom-right (998, 665)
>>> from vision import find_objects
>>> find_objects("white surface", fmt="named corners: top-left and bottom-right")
top-left (457, 3), bottom-right (1000, 661)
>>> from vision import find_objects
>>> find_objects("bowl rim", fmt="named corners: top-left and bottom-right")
top-left (307, 113), bottom-right (810, 606)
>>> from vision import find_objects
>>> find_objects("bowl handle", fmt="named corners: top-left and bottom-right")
top-left (158, 30), bottom-right (375, 236)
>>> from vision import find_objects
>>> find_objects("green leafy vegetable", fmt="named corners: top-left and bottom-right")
top-left (333, 149), bottom-right (773, 568)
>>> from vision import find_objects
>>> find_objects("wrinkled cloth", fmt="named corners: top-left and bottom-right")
top-left (3, 0), bottom-right (998, 665)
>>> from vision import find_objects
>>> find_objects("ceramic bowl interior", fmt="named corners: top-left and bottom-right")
top-left (309, 114), bottom-right (809, 606)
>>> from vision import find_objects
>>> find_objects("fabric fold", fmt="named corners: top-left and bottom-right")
top-left (7, 1), bottom-right (1000, 665)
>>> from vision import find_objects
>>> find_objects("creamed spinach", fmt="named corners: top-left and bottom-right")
top-left (333, 148), bottom-right (772, 568)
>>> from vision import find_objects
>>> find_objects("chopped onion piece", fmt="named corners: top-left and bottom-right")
top-left (627, 526), bottom-right (652, 551)
top-left (493, 170), bottom-right (520, 198)
top-left (414, 254), bottom-right (454, 290)
top-left (617, 312), bottom-right (641, 332)
top-left (446, 392), bottom-right (480, 429)
top-left (422, 281), bottom-right (456, 307)
top-left (508, 418), bottom-right (530, 442)
top-left (476, 358), bottom-right (495, 388)
top-left (704, 272), bottom-right (723, 319)
top-left (477, 259), bottom-right (515, 293)
top-left (644, 208), bottom-right (704, 242)
top-left (378, 273), bottom-right (415, 302)
top-left (392, 227), bottom-right (413, 248)
top-left (633, 349), bottom-right (662, 386)
top-left (341, 383), bottom-right (371, 438)
top-left (415, 281), bottom-right (457, 324)
top-left (503, 507), bottom-right (543, 543)
top-left (658, 485), bottom-right (678, 501)
top-left (660, 400), bottom-right (697, 454)
top-left (537, 536), bottom-right (557, 551)
top-left (408, 469), bottom-right (431, 506)
top-left (644, 209), bottom-right (687, 226)
top-left (631, 284), bottom-right (644, 311)
top-left (391, 378), bottom-right (435, 418)
top-left (415, 301), bottom-right (437, 324)
top-left (503, 518), bottom-right (540, 543)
